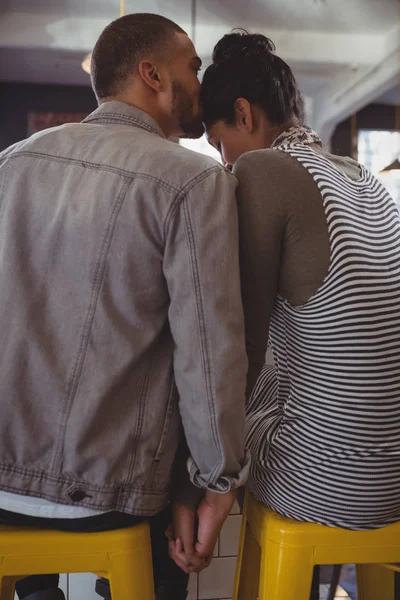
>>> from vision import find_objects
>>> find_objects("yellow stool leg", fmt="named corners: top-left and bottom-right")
top-left (259, 540), bottom-right (314, 600)
top-left (0, 575), bottom-right (19, 600)
top-left (233, 521), bottom-right (260, 600)
top-left (356, 564), bottom-right (394, 600)
top-left (108, 546), bottom-right (154, 600)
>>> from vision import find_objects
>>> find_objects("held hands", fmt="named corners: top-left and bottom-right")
top-left (167, 488), bottom-right (237, 574)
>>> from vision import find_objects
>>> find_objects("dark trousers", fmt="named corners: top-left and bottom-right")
top-left (0, 505), bottom-right (188, 599)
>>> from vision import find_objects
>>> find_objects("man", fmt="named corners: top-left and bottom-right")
top-left (0, 13), bottom-right (248, 600)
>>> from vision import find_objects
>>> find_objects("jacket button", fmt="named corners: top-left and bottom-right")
top-left (69, 489), bottom-right (88, 502)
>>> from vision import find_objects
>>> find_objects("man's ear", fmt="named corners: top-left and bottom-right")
top-left (138, 60), bottom-right (162, 92)
top-left (234, 98), bottom-right (254, 132)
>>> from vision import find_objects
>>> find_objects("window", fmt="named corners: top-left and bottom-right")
top-left (358, 130), bottom-right (400, 207)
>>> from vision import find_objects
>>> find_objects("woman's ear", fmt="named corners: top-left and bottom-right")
top-left (138, 60), bottom-right (162, 92)
top-left (234, 98), bottom-right (254, 132)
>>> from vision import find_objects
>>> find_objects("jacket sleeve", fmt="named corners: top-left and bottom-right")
top-left (163, 166), bottom-right (249, 492)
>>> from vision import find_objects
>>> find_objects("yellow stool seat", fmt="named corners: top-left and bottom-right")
top-left (233, 491), bottom-right (399, 600)
top-left (0, 521), bottom-right (154, 600)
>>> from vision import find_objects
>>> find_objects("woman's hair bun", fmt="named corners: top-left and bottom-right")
top-left (212, 30), bottom-right (276, 64)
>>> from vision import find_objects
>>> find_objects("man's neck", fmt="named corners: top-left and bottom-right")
top-left (100, 95), bottom-right (176, 139)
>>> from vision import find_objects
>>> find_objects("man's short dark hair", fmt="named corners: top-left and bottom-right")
top-left (91, 13), bottom-right (186, 101)
top-left (200, 30), bottom-right (304, 128)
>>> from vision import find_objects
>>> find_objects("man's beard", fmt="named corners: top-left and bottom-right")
top-left (171, 78), bottom-right (204, 139)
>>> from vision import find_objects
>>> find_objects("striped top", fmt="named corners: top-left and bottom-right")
top-left (246, 143), bottom-right (400, 530)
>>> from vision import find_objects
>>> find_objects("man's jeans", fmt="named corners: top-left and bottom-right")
top-left (0, 505), bottom-right (188, 598)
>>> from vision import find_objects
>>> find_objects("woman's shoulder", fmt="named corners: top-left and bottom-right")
top-left (234, 148), bottom-right (297, 172)
top-left (317, 148), bottom-right (362, 181)
top-left (234, 146), bottom-right (362, 184)
top-left (233, 148), bottom-right (314, 190)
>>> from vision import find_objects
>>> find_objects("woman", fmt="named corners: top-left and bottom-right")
top-left (200, 31), bottom-right (400, 530)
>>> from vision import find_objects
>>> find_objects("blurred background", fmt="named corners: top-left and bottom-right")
top-left (0, 1), bottom-right (399, 598)
top-left (0, 0), bottom-right (399, 203)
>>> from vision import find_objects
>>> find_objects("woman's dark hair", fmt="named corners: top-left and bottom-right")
top-left (201, 30), bottom-right (304, 127)
top-left (91, 13), bottom-right (186, 101)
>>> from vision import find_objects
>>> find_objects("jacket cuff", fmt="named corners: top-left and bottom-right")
top-left (187, 449), bottom-right (251, 493)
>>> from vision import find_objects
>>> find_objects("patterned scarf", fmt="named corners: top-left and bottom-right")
top-left (271, 125), bottom-right (322, 148)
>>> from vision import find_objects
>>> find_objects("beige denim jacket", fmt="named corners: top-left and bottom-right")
top-left (0, 102), bottom-right (249, 516)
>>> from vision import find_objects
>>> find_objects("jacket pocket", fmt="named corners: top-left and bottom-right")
top-left (147, 379), bottom-right (179, 489)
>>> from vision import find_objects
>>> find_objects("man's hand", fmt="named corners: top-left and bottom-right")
top-left (167, 503), bottom-right (208, 574)
top-left (168, 489), bottom-right (236, 574)
top-left (195, 489), bottom-right (236, 560)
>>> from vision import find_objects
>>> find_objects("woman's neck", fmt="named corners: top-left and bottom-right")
top-left (264, 121), bottom-right (299, 148)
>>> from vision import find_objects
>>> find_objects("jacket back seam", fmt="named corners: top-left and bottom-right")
top-left (2, 151), bottom-right (180, 195)
top-left (83, 113), bottom-right (160, 135)
top-left (124, 342), bottom-right (158, 487)
top-left (0, 467), bottom-right (167, 496)
top-left (181, 197), bottom-right (222, 474)
top-left (51, 177), bottom-right (133, 473)
top-left (163, 165), bottom-right (222, 242)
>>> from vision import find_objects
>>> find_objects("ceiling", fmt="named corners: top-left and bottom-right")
top-left (3, 0), bottom-right (398, 32)
top-left (197, 0), bottom-right (399, 34)
top-left (376, 85), bottom-right (400, 106)
top-left (0, 0), bottom-right (399, 140)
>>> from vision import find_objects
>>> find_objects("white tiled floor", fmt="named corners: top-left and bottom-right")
top-left (13, 575), bottom-right (69, 600)
top-left (219, 515), bottom-right (242, 557)
top-left (186, 499), bottom-right (244, 600)
top-left (188, 572), bottom-right (198, 600)
top-left (68, 573), bottom-right (96, 599)
top-left (198, 556), bottom-right (237, 600)
top-left (320, 584), bottom-right (350, 599)
top-left (13, 578), bottom-right (350, 600)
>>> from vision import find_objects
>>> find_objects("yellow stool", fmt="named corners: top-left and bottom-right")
top-left (0, 521), bottom-right (154, 600)
top-left (233, 491), bottom-right (399, 600)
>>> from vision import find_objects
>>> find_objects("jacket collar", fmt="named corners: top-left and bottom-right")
top-left (82, 101), bottom-right (166, 139)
